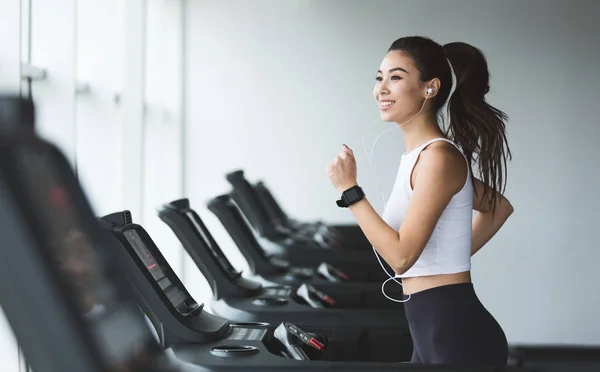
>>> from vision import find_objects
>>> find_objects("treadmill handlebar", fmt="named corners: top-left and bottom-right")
top-left (102, 210), bottom-right (133, 227)
top-left (207, 193), bottom-right (291, 276)
top-left (164, 198), bottom-right (190, 210)
top-left (225, 170), bottom-right (273, 236)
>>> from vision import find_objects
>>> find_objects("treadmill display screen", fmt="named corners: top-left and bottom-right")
top-left (185, 210), bottom-right (240, 278)
top-left (13, 147), bottom-right (161, 370)
top-left (123, 229), bottom-right (190, 314)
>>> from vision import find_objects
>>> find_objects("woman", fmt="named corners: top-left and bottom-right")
top-left (327, 36), bottom-right (514, 366)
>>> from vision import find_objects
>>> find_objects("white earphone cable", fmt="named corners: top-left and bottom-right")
top-left (360, 93), bottom-right (432, 303)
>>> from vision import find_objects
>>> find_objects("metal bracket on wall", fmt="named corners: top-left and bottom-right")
top-left (20, 63), bottom-right (47, 82)
top-left (75, 81), bottom-right (91, 95)
top-left (75, 80), bottom-right (122, 105)
top-left (144, 102), bottom-right (174, 124)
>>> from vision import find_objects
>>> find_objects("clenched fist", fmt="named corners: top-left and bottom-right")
top-left (327, 144), bottom-right (358, 193)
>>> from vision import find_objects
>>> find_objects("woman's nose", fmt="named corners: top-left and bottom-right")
top-left (378, 86), bottom-right (389, 97)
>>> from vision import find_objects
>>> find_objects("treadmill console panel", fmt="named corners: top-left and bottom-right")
top-left (122, 228), bottom-right (199, 316)
top-left (5, 140), bottom-right (164, 370)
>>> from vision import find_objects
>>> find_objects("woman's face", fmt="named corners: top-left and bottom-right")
top-left (373, 50), bottom-right (428, 123)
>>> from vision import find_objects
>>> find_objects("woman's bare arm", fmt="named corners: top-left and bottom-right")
top-left (471, 177), bottom-right (514, 256)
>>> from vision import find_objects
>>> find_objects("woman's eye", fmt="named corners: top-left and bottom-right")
top-left (375, 76), bottom-right (402, 81)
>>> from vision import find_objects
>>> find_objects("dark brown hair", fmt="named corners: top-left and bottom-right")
top-left (388, 36), bottom-right (512, 212)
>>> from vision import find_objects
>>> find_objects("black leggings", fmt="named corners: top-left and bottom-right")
top-left (403, 283), bottom-right (508, 366)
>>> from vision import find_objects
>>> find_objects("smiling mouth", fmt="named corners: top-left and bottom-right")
top-left (380, 100), bottom-right (396, 109)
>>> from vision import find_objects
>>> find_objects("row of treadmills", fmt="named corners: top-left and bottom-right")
top-left (0, 94), bottom-right (598, 372)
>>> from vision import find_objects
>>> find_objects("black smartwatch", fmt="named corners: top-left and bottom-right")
top-left (336, 185), bottom-right (365, 208)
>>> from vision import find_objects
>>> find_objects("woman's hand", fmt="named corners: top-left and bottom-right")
top-left (327, 144), bottom-right (358, 193)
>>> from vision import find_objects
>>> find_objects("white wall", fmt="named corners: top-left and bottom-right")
top-left (185, 0), bottom-right (600, 344)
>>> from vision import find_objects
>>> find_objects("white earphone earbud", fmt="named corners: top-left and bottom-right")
top-left (426, 87), bottom-right (434, 96)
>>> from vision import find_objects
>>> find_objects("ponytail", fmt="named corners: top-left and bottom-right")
top-left (387, 37), bottom-right (512, 212)
top-left (443, 42), bottom-right (512, 213)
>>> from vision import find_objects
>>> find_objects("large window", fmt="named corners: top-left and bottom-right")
top-left (29, 0), bottom-right (77, 164)
top-left (0, 0), bottom-right (188, 369)
top-left (74, 0), bottom-right (125, 216)
top-left (142, 0), bottom-right (186, 278)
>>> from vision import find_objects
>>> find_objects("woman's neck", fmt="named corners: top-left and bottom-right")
top-left (399, 113), bottom-right (445, 153)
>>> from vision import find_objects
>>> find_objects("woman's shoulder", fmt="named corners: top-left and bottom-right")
top-left (421, 140), bottom-right (465, 162)
top-left (413, 140), bottom-right (468, 193)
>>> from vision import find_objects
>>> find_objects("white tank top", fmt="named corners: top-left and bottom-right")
top-left (382, 138), bottom-right (473, 278)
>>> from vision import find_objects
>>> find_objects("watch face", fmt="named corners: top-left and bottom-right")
top-left (344, 188), bottom-right (361, 201)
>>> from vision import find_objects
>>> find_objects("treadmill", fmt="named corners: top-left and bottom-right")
top-left (207, 193), bottom-right (393, 283)
top-left (160, 197), bottom-right (405, 306)
top-left (101, 209), bottom-right (410, 329)
top-left (205, 193), bottom-right (390, 282)
top-left (252, 179), bottom-right (371, 249)
top-left (0, 130), bottom-right (194, 372)
top-left (224, 169), bottom-right (392, 272)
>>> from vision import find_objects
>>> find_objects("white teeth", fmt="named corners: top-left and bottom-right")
top-left (380, 101), bottom-right (395, 107)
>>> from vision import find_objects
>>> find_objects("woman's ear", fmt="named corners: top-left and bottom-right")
top-left (424, 78), bottom-right (441, 98)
